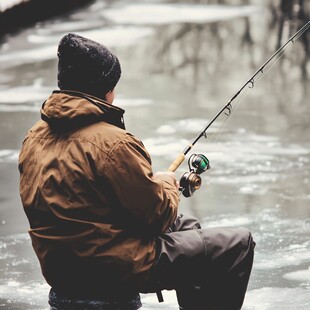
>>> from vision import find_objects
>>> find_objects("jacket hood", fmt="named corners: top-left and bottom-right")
top-left (41, 90), bottom-right (125, 130)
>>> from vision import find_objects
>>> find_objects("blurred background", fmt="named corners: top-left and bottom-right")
top-left (0, 0), bottom-right (309, 309)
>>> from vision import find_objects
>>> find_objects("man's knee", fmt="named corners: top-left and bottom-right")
top-left (226, 227), bottom-right (255, 263)
top-left (198, 226), bottom-right (255, 262)
top-left (226, 227), bottom-right (255, 275)
top-left (236, 227), bottom-right (255, 250)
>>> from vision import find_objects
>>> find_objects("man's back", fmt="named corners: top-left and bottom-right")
top-left (19, 90), bottom-right (179, 296)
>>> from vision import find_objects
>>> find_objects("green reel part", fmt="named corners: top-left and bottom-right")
top-left (190, 154), bottom-right (210, 174)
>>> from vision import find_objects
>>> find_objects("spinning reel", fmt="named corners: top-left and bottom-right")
top-left (179, 154), bottom-right (210, 197)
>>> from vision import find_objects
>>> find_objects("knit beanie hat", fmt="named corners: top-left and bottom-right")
top-left (57, 33), bottom-right (121, 99)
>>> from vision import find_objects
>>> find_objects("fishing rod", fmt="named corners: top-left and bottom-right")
top-left (168, 20), bottom-right (310, 197)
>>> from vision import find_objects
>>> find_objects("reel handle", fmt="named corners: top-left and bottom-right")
top-left (168, 153), bottom-right (185, 172)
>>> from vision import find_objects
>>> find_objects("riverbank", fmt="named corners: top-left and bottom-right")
top-left (0, 0), bottom-right (94, 37)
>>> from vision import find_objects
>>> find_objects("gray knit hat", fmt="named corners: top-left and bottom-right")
top-left (57, 33), bottom-right (121, 99)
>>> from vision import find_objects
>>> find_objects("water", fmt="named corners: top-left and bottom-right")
top-left (0, 0), bottom-right (309, 309)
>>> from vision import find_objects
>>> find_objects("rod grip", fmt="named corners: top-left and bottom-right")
top-left (168, 153), bottom-right (185, 172)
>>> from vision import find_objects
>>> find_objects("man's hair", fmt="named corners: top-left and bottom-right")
top-left (57, 33), bottom-right (121, 100)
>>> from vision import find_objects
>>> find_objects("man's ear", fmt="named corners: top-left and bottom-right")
top-left (105, 88), bottom-right (115, 104)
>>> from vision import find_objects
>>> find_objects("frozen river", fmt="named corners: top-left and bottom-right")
top-left (0, 0), bottom-right (309, 309)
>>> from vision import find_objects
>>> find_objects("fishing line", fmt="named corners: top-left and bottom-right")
top-left (206, 87), bottom-right (250, 145)
top-left (209, 42), bottom-right (293, 145)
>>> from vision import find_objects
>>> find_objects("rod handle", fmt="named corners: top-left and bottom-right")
top-left (168, 153), bottom-right (185, 172)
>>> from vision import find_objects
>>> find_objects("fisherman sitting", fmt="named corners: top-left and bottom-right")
top-left (19, 33), bottom-right (255, 310)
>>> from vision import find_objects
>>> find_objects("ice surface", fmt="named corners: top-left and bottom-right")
top-left (0, 149), bottom-right (19, 163)
top-left (243, 287), bottom-right (310, 310)
top-left (0, 0), bottom-right (309, 309)
top-left (0, 0), bottom-right (30, 12)
top-left (283, 267), bottom-right (310, 283)
top-left (114, 97), bottom-right (153, 107)
top-left (0, 27), bottom-right (154, 68)
top-left (102, 3), bottom-right (259, 25)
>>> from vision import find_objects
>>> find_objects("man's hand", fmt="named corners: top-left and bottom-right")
top-left (154, 171), bottom-right (179, 190)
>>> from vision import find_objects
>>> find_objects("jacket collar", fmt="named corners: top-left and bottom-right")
top-left (41, 90), bottom-right (125, 130)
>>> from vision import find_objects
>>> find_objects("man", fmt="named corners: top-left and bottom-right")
top-left (19, 33), bottom-right (255, 310)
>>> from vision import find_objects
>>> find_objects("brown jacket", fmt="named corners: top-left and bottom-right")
top-left (18, 90), bottom-right (179, 296)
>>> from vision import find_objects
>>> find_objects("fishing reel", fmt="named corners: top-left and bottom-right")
top-left (179, 154), bottom-right (210, 197)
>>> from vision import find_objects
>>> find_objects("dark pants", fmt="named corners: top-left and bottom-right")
top-left (49, 214), bottom-right (255, 310)
top-left (141, 214), bottom-right (255, 310)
